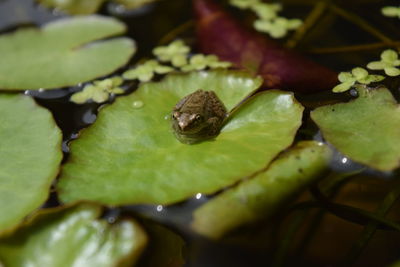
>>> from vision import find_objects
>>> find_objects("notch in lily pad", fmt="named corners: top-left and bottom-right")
top-left (0, 16), bottom-right (136, 90)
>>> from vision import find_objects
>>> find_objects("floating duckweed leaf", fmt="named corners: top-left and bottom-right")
top-left (0, 203), bottom-right (147, 267)
top-left (251, 3), bottom-right (282, 20)
top-left (254, 17), bottom-right (302, 38)
top-left (382, 6), bottom-right (400, 18)
top-left (181, 54), bottom-right (232, 72)
top-left (37, 0), bottom-right (105, 15)
top-left (70, 76), bottom-right (124, 104)
top-left (58, 70), bottom-right (303, 205)
top-left (229, 0), bottom-right (300, 38)
top-left (312, 86), bottom-right (400, 171)
top-left (113, 0), bottom-right (159, 10)
top-left (0, 16), bottom-right (136, 90)
top-left (153, 40), bottom-right (190, 67)
top-left (191, 141), bottom-right (332, 239)
top-left (123, 60), bottom-right (174, 82)
top-left (229, 0), bottom-right (260, 9)
top-left (367, 49), bottom-right (400, 77)
top-left (0, 94), bottom-right (62, 232)
top-left (332, 68), bottom-right (385, 93)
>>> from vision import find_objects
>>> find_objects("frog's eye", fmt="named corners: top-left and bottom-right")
top-left (190, 114), bottom-right (202, 121)
top-left (173, 111), bottom-right (180, 119)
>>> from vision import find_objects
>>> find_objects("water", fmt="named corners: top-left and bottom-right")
top-left (1, 0), bottom-right (400, 266)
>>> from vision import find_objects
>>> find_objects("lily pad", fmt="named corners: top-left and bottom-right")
top-left (0, 94), bottom-right (62, 232)
top-left (58, 70), bottom-right (304, 205)
top-left (37, 0), bottom-right (105, 15)
top-left (0, 203), bottom-right (147, 267)
top-left (0, 16), bottom-right (135, 90)
top-left (311, 86), bottom-right (400, 171)
top-left (191, 141), bottom-right (332, 239)
top-left (37, 0), bottom-right (158, 15)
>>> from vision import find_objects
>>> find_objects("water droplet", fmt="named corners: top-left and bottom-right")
top-left (341, 157), bottom-right (348, 164)
top-left (349, 89), bottom-right (358, 97)
top-left (156, 205), bottom-right (163, 212)
top-left (132, 100), bottom-right (144, 109)
top-left (195, 193), bottom-right (202, 199)
top-left (82, 110), bottom-right (97, 124)
top-left (107, 217), bottom-right (116, 224)
top-left (164, 114), bottom-right (171, 120)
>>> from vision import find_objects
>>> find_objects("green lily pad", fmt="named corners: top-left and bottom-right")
top-left (37, 0), bottom-right (105, 15)
top-left (37, 0), bottom-right (158, 15)
top-left (0, 16), bottom-right (135, 90)
top-left (57, 70), bottom-right (304, 205)
top-left (0, 203), bottom-right (147, 267)
top-left (311, 86), bottom-right (400, 171)
top-left (0, 94), bottom-right (62, 232)
top-left (191, 141), bottom-right (332, 239)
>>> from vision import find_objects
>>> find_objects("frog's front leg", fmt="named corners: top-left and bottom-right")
top-left (206, 117), bottom-right (223, 136)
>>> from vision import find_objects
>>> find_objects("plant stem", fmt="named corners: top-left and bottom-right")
top-left (339, 182), bottom-right (400, 266)
top-left (293, 170), bottom-right (362, 259)
top-left (286, 1), bottom-right (329, 49)
top-left (158, 20), bottom-right (194, 45)
top-left (330, 4), bottom-right (393, 44)
top-left (272, 171), bottom-right (361, 267)
top-left (306, 41), bottom-right (400, 54)
top-left (310, 185), bottom-right (400, 231)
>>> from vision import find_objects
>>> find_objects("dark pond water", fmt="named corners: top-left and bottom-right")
top-left (1, 0), bottom-right (400, 266)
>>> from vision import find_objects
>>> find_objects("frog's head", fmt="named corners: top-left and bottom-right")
top-left (172, 111), bottom-right (206, 134)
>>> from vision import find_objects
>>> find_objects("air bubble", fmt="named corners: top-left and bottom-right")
top-left (132, 100), bottom-right (144, 109)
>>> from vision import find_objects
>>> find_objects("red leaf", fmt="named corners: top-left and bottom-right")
top-left (193, 0), bottom-right (338, 93)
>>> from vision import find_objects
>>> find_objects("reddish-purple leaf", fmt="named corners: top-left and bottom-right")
top-left (193, 0), bottom-right (338, 93)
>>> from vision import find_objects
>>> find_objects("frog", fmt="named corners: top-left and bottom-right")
top-left (172, 89), bottom-right (227, 144)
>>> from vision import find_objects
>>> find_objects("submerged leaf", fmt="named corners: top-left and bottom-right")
top-left (58, 70), bottom-right (303, 205)
top-left (0, 16), bottom-right (136, 90)
top-left (312, 86), bottom-right (400, 171)
top-left (194, 0), bottom-right (337, 93)
top-left (0, 203), bottom-right (147, 267)
top-left (0, 94), bottom-right (62, 232)
top-left (191, 141), bottom-right (332, 239)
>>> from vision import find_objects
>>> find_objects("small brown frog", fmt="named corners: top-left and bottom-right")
top-left (172, 89), bottom-right (227, 144)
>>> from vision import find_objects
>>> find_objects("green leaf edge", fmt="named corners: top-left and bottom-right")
top-left (0, 15), bottom-right (136, 90)
top-left (0, 94), bottom-right (63, 235)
